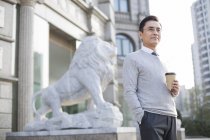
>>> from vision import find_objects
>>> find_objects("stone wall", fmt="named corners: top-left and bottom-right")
top-left (0, 0), bottom-right (116, 138)
top-left (0, 0), bottom-right (17, 140)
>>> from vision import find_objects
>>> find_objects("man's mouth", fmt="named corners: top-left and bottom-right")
top-left (151, 37), bottom-right (158, 40)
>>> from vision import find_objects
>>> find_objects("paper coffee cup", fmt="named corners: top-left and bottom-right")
top-left (165, 72), bottom-right (176, 90)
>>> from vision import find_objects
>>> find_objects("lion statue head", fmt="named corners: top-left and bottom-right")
top-left (69, 35), bottom-right (116, 90)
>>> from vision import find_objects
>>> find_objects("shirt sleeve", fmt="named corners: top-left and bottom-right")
top-left (122, 55), bottom-right (144, 123)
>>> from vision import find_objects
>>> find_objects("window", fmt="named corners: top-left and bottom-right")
top-left (114, 0), bottom-right (129, 12)
top-left (33, 15), bottom-right (50, 91)
top-left (116, 34), bottom-right (134, 56)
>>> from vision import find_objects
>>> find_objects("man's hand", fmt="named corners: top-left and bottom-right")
top-left (170, 80), bottom-right (180, 97)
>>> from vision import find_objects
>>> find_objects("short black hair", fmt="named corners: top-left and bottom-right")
top-left (139, 15), bottom-right (161, 32)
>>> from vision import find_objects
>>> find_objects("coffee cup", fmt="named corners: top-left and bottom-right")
top-left (165, 72), bottom-right (176, 90)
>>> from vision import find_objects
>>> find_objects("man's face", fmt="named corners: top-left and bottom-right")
top-left (139, 20), bottom-right (161, 50)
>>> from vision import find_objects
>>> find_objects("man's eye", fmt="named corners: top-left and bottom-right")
top-left (156, 29), bottom-right (161, 32)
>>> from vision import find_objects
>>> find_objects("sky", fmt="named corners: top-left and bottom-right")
top-left (149, 0), bottom-right (197, 89)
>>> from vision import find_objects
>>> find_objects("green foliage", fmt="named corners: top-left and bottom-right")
top-left (182, 86), bottom-right (210, 137)
top-left (182, 118), bottom-right (210, 137)
top-left (182, 119), bottom-right (200, 136)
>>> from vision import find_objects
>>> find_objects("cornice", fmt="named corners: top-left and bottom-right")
top-left (19, 0), bottom-right (37, 7)
top-left (2, 0), bottom-right (18, 4)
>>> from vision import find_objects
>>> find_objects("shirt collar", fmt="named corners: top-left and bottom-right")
top-left (141, 46), bottom-right (155, 54)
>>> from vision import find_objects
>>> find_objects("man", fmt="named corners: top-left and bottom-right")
top-left (123, 15), bottom-right (180, 140)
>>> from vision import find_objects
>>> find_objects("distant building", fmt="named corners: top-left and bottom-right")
top-left (191, 0), bottom-right (210, 118)
top-left (175, 86), bottom-right (191, 118)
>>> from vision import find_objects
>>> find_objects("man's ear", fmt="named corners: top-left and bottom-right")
top-left (139, 31), bottom-right (143, 40)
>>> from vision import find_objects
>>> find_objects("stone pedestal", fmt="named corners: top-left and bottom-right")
top-left (6, 127), bottom-right (136, 140)
top-left (177, 128), bottom-right (185, 140)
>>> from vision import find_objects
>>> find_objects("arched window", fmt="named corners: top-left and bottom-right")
top-left (114, 0), bottom-right (129, 13)
top-left (116, 34), bottom-right (134, 56)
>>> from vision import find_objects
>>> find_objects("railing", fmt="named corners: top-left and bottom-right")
top-left (115, 12), bottom-right (131, 22)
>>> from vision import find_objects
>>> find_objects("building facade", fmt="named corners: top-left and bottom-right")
top-left (0, 0), bottom-right (115, 139)
top-left (191, 0), bottom-right (210, 119)
top-left (0, 0), bottom-right (151, 139)
top-left (114, 0), bottom-right (149, 126)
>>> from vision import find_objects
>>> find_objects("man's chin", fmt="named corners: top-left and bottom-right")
top-left (151, 42), bottom-right (159, 46)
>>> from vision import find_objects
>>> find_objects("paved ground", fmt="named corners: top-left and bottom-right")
top-left (186, 137), bottom-right (210, 140)
top-left (138, 137), bottom-right (210, 140)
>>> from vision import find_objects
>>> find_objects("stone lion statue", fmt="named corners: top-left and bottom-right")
top-left (25, 36), bottom-right (122, 131)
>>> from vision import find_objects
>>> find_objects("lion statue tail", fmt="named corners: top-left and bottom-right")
top-left (32, 90), bottom-right (43, 120)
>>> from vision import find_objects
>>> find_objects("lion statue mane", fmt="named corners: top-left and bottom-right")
top-left (24, 36), bottom-right (122, 131)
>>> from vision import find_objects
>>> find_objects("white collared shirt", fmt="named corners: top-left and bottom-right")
top-left (141, 46), bottom-right (157, 55)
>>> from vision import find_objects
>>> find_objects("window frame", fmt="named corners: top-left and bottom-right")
top-left (116, 34), bottom-right (135, 57)
top-left (114, 0), bottom-right (130, 13)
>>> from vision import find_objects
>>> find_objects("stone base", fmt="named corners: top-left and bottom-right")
top-left (177, 128), bottom-right (185, 140)
top-left (6, 127), bottom-right (136, 140)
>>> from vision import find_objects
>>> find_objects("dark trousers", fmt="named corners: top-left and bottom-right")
top-left (139, 111), bottom-right (176, 140)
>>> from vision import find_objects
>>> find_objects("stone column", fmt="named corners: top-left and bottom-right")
top-left (98, 0), bottom-right (120, 106)
top-left (17, 0), bottom-right (36, 131)
top-left (98, 0), bottom-right (115, 43)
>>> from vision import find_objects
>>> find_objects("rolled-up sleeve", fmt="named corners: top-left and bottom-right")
top-left (123, 55), bottom-right (144, 123)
